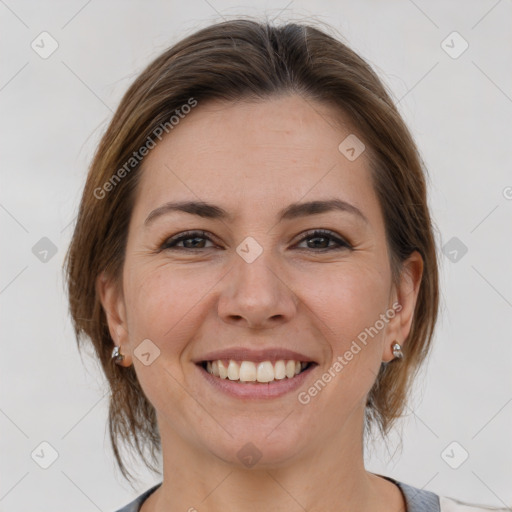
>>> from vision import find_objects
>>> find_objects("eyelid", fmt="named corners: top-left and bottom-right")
top-left (294, 229), bottom-right (352, 249)
top-left (158, 229), bottom-right (216, 250)
top-left (159, 228), bottom-right (351, 251)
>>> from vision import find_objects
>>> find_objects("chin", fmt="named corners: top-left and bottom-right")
top-left (206, 424), bottom-right (306, 469)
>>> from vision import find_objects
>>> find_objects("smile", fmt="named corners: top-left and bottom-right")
top-left (196, 358), bottom-right (317, 399)
top-left (201, 359), bottom-right (313, 383)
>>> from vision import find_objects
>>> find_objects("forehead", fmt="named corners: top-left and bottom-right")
top-left (131, 95), bottom-right (381, 228)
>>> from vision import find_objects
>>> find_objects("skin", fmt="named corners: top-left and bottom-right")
top-left (98, 94), bottom-right (423, 512)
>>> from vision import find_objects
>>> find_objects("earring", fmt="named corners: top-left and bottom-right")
top-left (112, 345), bottom-right (125, 365)
top-left (392, 342), bottom-right (403, 359)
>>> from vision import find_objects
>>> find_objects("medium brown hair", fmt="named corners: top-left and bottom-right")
top-left (63, 17), bottom-right (439, 485)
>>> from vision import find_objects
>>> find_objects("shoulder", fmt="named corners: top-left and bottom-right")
top-left (393, 478), bottom-right (441, 511)
top-left (112, 483), bottom-right (162, 512)
top-left (112, 479), bottom-right (509, 512)
top-left (390, 477), bottom-right (509, 512)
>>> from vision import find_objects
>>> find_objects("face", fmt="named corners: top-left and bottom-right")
top-left (100, 94), bottom-right (421, 468)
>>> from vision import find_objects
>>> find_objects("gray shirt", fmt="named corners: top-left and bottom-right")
top-left (114, 474), bottom-right (511, 511)
top-left (113, 475), bottom-right (442, 511)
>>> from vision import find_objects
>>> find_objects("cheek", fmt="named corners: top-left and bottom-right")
top-left (122, 264), bottom-right (205, 408)
top-left (303, 261), bottom-right (391, 352)
top-left (297, 265), bottom-right (391, 424)
top-left (123, 261), bottom-right (218, 344)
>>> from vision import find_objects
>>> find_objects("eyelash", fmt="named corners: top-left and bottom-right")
top-left (159, 229), bottom-right (352, 252)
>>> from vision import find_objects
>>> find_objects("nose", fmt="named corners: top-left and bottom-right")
top-left (217, 250), bottom-right (298, 330)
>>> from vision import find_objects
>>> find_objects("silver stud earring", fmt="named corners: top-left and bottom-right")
top-left (392, 342), bottom-right (403, 359)
top-left (112, 345), bottom-right (125, 365)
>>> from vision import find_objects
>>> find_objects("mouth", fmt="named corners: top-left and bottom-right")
top-left (193, 348), bottom-right (318, 398)
top-left (198, 359), bottom-right (315, 383)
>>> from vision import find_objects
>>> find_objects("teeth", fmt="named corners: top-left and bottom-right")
top-left (239, 361), bottom-right (256, 382)
top-left (204, 359), bottom-right (310, 383)
top-left (227, 360), bottom-right (239, 380)
top-left (218, 360), bottom-right (228, 379)
top-left (256, 361), bottom-right (274, 382)
top-left (285, 360), bottom-right (296, 378)
top-left (274, 360), bottom-right (286, 380)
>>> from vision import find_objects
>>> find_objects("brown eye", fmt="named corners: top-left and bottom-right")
top-left (161, 230), bottom-right (215, 250)
top-left (295, 230), bottom-right (351, 251)
top-left (159, 229), bottom-right (351, 252)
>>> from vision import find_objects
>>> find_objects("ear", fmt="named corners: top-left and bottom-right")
top-left (96, 271), bottom-right (133, 367)
top-left (382, 251), bottom-right (423, 363)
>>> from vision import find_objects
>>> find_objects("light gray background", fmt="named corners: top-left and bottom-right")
top-left (1, 1), bottom-right (511, 511)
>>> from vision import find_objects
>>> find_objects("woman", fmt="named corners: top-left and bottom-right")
top-left (64, 17), bottom-right (507, 512)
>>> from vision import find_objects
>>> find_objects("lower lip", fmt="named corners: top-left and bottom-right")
top-left (196, 363), bottom-right (317, 399)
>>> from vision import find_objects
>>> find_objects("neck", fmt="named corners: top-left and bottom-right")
top-left (141, 406), bottom-right (402, 512)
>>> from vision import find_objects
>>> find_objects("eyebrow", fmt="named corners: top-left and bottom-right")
top-left (144, 198), bottom-right (369, 226)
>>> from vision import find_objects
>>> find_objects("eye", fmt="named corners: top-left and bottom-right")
top-left (159, 229), bottom-right (351, 252)
top-left (295, 229), bottom-right (352, 251)
top-left (160, 230), bottom-right (216, 250)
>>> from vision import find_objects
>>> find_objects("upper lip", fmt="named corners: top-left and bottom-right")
top-left (194, 348), bottom-right (317, 364)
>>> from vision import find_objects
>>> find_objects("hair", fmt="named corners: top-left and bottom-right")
top-left (63, 16), bottom-right (439, 485)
